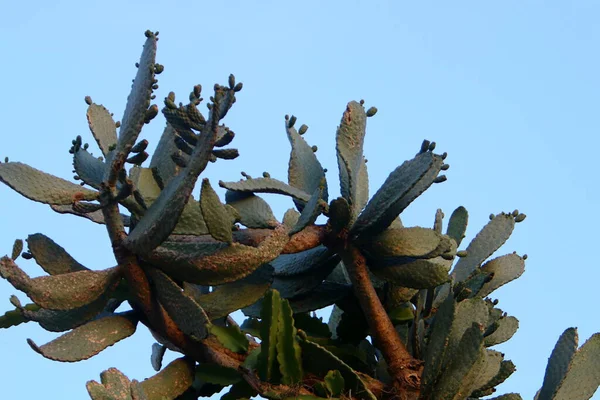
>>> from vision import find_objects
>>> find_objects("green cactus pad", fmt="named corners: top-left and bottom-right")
top-left (150, 343), bottom-right (166, 372)
top-left (86, 367), bottom-right (132, 400)
top-left (369, 257), bottom-right (450, 289)
top-left (358, 227), bottom-right (447, 259)
top-left (446, 206), bottom-right (468, 247)
top-left (0, 162), bottom-right (98, 205)
top-left (194, 363), bottom-right (241, 386)
top-left (259, 289), bottom-right (282, 381)
top-left (277, 298), bottom-right (304, 384)
top-left (130, 166), bottom-right (162, 200)
top-left (290, 185), bottom-right (326, 235)
top-left (472, 360), bottom-right (517, 397)
top-left (200, 179), bottom-right (234, 243)
top-left (461, 349), bottom-right (503, 398)
top-left (431, 323), bottom-right (484, 400)
top-left (139, 357), bottom-right (195, 400)
top-left (488, 394), bottom-right (523, 400)
top-left (336, 101), bottom-right (368, 217)
top-left (298, 336), bottom-right (377, 400)
top-left (26, 233), bottom-right (88, 275)
top-left (208, 323), bottom-right (249, 353)
top-left (452, 212), bottom-right (517, 282)
top-left (324, 370), bottom-right (345, 397)
top-left (0, 257), bottom-right (119, 310)
top-left (272, 255), bottom-right (340, 299)
top-left (421, 293), bottom-right (455, 397)
top-left (282, 208), bottom-right (300, 229)
top-left (219, 177), bottom-right (311, 203)
top-left (147, 225), bottom-right (288, 285)
top-left (445, 298), bottom-right (490, 365)
top-left (225, 191), bottom-right (278, 229)
top-left (149, 124), bottom-right (182, 187)
top-left (550, 331), bottom-right (600, 400)
top-left (130, 380), bottom-right (149, 400)
top-left (286, 118), bottom-right (328, 211)
top-left (147, 268), bottom-right (209, 340)
top-left (73, 148), bottom-right (106, 189)
top-left (18, 293), bottom-right (113, 332)
top-left (27, 312), bottom-right (137, 362)
top-left (350, 151), bottom-right (441, 239)
top-left (86, 103), bottom-right (118, 157)
top-left (271, 246), bottom-right (332, 277)
top-left (171, 197), bottom-right (209, 235)
top-left (49, 204), bottom-right (131, 226)
top-left (116, 34), bottom-right (157, 155)
top-left (0, 303), bottom-right (34, 329)
top-left (191, 264), bottom-right (273, 320)
top-left (484, 316), bottom-right (519, 347)
top-left (478, 253), bottom-right (525, 297)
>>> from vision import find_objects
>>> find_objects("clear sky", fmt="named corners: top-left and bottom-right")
top-left (0, 1), bottom-right (598, 399)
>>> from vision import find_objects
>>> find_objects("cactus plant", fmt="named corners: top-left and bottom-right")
top-left (0, 30), bottom-right (598, 400)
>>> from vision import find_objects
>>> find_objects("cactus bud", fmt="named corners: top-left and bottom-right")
top-left (441, 164), bottom-right (450, 171)
top-left (433, 175), bottom-right (447, 183)
top-left (441, 152), bottom-right (448, 160)
top-left (154, 64), bottom-right (164, 74)
top-left (298, 124), bottom-right (308, 135)
top-left (84, 96), bottom-right (92, 105)
top-left (3, 157), bottom-right (7, 163)
top-left (126, 151), bottom-right (149, 165)
top-left (515, 213), bottom-right (526, 223)
top-left (359, 99), bottom-right (365, 105)
top-left (512, 209), bottom-right (519, 217)
top-left (228, 74), bottom-right (236, 89)
top-left (144, 105), bottom-right (159, 124)
top-left (429, 141), bottom-right (436, 151)
top-left (263, 172), bottom-right (271, 178)
top-left (366, 106), bottom-right (378, 117)
top-left (115, 121), bottom-right (121, 128)
top-left (457, 250), bottom-right (468, 257)
top-left (288, 115), bottom-right (297, 128)
top-left (135, 62), bottom-right (140, 68)
top-left (420, 139), bottom-right (430, 154)
top-left (193, 85), bottom-right (202, 98)
top-left (312, 145), bottom-right (318, 152)
top-left (144, 30), bottom-right (153, 38)
top-left (171, 151), bottom-right (188, 168)
top-left (523, 254), bottom-right (528, 260)
top-left (22, 252), bottom-right (33, 260)
top-left (131, 139), bottom-right (149, 154)
top-left (234, 82), bottom-right (243, 92)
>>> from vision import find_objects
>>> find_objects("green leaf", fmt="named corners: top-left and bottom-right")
top-left (73, 148), bottom-right (106, 189)
top-left (446, 206), bottom-right (468, 247)
top-left (431, 323), bottom-right (485, 400)
top-left (452, 212), bottom-right (517, 282)
top-left (478, 253), bottom-right (525, 297)
top-left (194, 363), bottom-right (241, 386)
top-left (277, 297), bottom-right (304, 384)
top-left (552, 331), bottom-right (600, 400)
top-left (358, 227), bottom-right (447, 259)
top-left (225, 191), bottom-right (278, 229)
top-left (115, 34), bottom-right (157, 155)
top-left (350, 151), bottom-right (443, 239)
top-left (286, 118), bottom-right (328, 211)
top-left (28, 313), bottom-right (137, 362)
top-left (335, 101), bottom-right (367, 219)
top-left (192, 264), bottom-right (273, 320)
top-left (0, 162), bottom-right (98, 205)
top-left (208, 323), bottom-right (249, 353)
top-left (298, 336), bottom-right (377, 400)
top-left (485, 316), bottom-right (519, 347)
top-left (0, 257), bottom-right (119, 310)
top-left (139, 357), bottom-right (195, 400)
top-left (421, 292), bottom-right (455, 397)
top-left (259, 289), bottom-right (282, 382)
top-left (369, 257), bottom-right (450, 289)
top-left (86, 367), bottom-right (132, 400)
top-left (325, 370), bottom-right (345, 397)
top-left (219, 177), bottom-right (311, 203)
top-left (147, 268), bottom-right (209, 340)
top-left (149, 124), bottom-right (182, 187)
top-left (146, 225), bottom-right (288, 285)
top-left (86, 103), bottom-right (118, 157)
top-left (151, 343), bottom-right (166, 372)
top-left (26, 233), bottom-right (88, 275)
top-left (200, 179), bottom-right (234, 243)
top-left (291, 185), bottom-right (326, 235)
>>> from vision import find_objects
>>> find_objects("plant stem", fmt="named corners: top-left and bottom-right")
top-left (342, 245), bottom-right (422, 398)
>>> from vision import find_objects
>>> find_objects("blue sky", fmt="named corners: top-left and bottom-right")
top-left (0, 1), bottom-right (598, 399)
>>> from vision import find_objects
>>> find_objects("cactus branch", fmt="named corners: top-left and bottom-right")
top-left (341, 245), bottom-right (422, 399)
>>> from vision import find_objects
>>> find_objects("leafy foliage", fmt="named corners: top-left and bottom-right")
top-left (0, 30), bottom-right (597, 400)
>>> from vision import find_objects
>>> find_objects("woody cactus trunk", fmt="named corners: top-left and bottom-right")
top-left (1, 31), bottom-right (599, 400)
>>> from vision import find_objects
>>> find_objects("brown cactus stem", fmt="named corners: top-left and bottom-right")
top-left (341, 245), bottom-right (422, 398)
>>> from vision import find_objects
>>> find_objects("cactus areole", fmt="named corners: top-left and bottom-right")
top-left (1, 30), bottom-right (599, 400)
